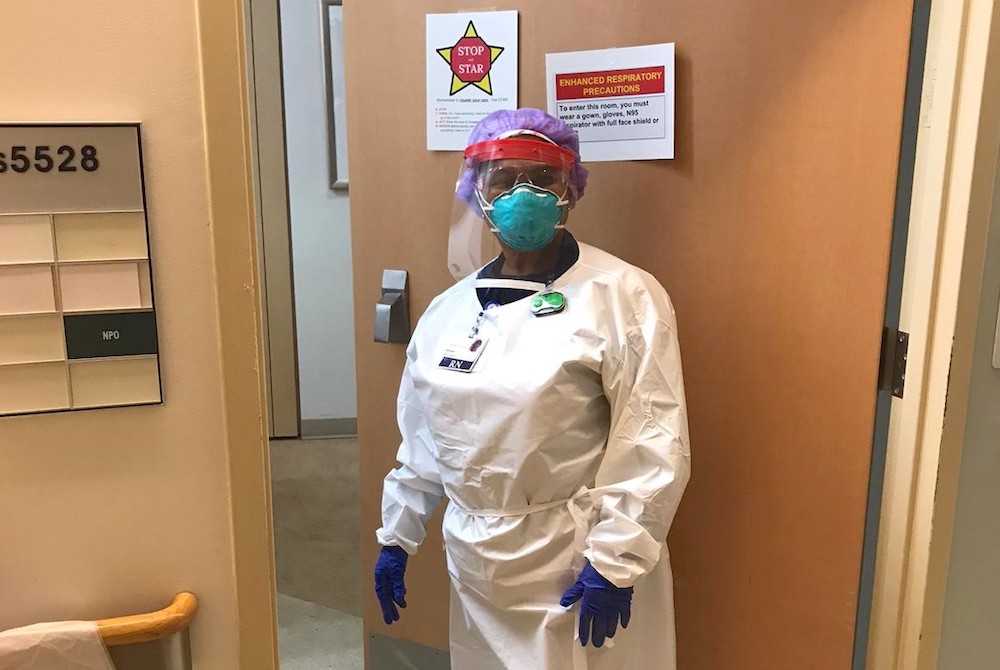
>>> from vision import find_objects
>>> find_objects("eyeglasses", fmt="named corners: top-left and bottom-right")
top-left (478, 164), bottom-right (570, 194)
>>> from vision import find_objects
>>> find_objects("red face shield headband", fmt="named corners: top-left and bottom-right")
top-left (463, 138), bottom-right (577, 170)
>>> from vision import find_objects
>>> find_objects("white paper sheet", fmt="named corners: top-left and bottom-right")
top-left (426, 11), bottom-right (518, 151)
top-left (546, 43), bottom-right (676, 162)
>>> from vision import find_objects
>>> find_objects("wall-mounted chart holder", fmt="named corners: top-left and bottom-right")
top-left (0, 124), bottom-right (162, 417)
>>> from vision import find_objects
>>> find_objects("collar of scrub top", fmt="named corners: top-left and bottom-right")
top-left (475, 232), bottom-right (580, 309)
top-left (478, 231), bottom-right (579, 282)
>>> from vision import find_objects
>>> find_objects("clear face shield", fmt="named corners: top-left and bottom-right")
top-left (448, 135), bottom-right (578, 280)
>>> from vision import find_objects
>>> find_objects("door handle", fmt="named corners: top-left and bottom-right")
top-left (375, 269), bottom-right (411, 344)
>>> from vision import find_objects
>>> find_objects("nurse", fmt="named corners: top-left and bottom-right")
top-left (374, 108), bottom-right (690, 670)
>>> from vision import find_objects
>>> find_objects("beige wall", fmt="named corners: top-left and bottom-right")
top-left (0, 1), bottom-right (270, 667)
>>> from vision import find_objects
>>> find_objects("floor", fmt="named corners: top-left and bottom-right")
top-left (277, 593), bottom-right (363, 670)
top-left (270, 438), bottom-right (363, 669)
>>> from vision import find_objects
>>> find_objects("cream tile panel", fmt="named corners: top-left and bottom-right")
top-left (70, 357), bottom-right (161, 408)
top-left (138, 261), bottom-right (153, 308)
top-left (0, 265), bottom-right (56, 315)
top-left (54, 212), bottom-right (148, 261)
top-left (59, 262), bottom-right (141, 312)
top-left (0, 314), bottom-right (65, 365)
top-left (0, 362), bottom-right (70, 415)
top-left (0, 215), bottom-right (54, 264)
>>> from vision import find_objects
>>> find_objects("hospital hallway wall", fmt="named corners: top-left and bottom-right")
top-left (936, 137), bottom-right (1000, 668)
top-left (278, 0), bottom-right (358, 439)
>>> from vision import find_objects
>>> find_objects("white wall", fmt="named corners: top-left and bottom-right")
top-left (280, 0), bottom-right (357, 423)
top-left (937, 151), bottom-right (1000, 668)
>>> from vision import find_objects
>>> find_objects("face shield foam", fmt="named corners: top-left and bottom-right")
top-left (448, 137), bottom-right (578, 280)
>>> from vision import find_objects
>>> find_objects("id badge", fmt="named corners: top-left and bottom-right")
top-left (438, 336), bottom-right (489, 373)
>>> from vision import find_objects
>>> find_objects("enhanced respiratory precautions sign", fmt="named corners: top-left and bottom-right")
top-left (546, 44), bottom-right (675, 162)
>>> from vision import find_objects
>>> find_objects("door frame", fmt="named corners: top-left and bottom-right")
top-left (868, 0), bottom-right (1000, 666)
top-left (199, 0), bottom-right (280, 666)
top-left (852, 0), bottom-right (934, 664)
top-left (246, 0), bottom-right (301, 439)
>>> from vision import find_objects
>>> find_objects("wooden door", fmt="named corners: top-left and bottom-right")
top-left (345, 1), bottom-right (915, 667)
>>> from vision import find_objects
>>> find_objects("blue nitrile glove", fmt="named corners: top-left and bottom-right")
top-left (560, 560), bottom-right (634, 648)
top-left (374, 545), bottom-right (409, 624)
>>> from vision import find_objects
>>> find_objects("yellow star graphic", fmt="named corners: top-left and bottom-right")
top-left (436, 21), bottom-right (505, 96)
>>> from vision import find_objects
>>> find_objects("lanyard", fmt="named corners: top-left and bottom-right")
top-left (470, 277), bottom-right (566, 331)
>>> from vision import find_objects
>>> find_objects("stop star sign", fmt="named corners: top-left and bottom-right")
top-left (451, 36), bottom-right (492, 83)
top-left (436, 21), bottom-right (505, 95)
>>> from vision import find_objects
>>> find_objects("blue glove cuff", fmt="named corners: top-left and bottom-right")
top-left (381, 545), bottom-right (409, 560)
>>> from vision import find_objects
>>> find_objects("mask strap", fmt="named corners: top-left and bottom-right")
top-left (475, 189), bottom-right (500, 232)
top-left (475, 184), bottom-right (570, 232)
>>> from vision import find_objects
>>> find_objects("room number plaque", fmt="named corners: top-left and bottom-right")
top-left (0, 124), bottom-right (162, 416)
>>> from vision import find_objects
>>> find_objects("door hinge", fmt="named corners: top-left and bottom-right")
top-left (879, 327), bottom-right (909, 398)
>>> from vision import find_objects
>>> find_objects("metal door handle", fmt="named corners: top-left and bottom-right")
top-left (375, 269), bottom-right (411, 344)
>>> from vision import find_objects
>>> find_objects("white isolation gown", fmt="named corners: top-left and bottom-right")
top-left (377, 242), bottom-right (691, 670)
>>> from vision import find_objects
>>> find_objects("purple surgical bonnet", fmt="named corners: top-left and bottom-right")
top-left (455, 108), bottom-right (589, 212)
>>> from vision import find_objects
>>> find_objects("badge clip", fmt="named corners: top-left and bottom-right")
top-left (531, 291), bottom-right (566, 317)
